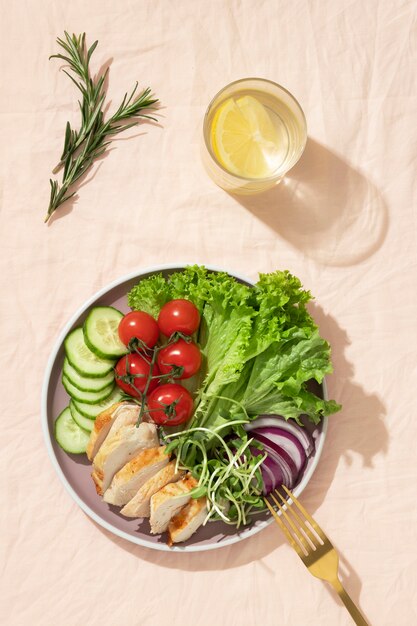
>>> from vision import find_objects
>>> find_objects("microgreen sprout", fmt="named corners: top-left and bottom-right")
top-left (160, 420), bottom-right (267, 528)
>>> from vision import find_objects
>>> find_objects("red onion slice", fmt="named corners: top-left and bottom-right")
top-left (246, 414), bottom-right (317, 495)
top-left (263, 455), bottom-right (285, 493)
top-left (245, 415), bottom-right (314, 457)
top-left (252, 433), bottom-right (298, 489)
top-left (251, 427), bottom-right (307, 473)
top-left (260, 462), bottom-right (276, 495)
top-left (262, 446), bottom-right (293, 489)
top-left (250, 447), bottom-right (279, 494)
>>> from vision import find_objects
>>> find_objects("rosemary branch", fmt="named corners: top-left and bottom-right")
top-left (45, 32), bottom-right (158, 223)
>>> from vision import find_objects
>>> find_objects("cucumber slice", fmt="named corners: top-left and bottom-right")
top-left (83, 306), bottom-right (127, 359)
top-left (73, 386), bottom-right (124, 419)
top-left (63, 358), bottom-right (114, 392)
top-left (65, 327), bottom-right (115, 378)
top-left (62, 375), bottom-right (114, 404)
top-left (69, 401), bottom-right (94, 431)
top-left (54, 406), bottom-right (90, 454)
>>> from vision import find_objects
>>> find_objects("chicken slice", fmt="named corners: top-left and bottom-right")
top-left (92, 411), bottom-right (158, 495)
top-left (86, 402), bottom-right (136, 461)
top-left (149, 473), bottom-right (198, 535)
top-left (120, 461), bottom-right (184, 518)
top-left (103, 446), bottom-right (170, 506)
top-left (167, 497), bottom-right (208, 545)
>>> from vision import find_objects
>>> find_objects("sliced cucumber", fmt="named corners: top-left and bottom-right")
top-left (65, 327), bottom-right (115, 378)
top-left (70, 401), bottom-right (94, 431)
top-left (54, 406), bottom-right (90, 454)
top-left (62, 375), bottom-right (114, 404)
top-left (83, 306), bottom-right (127, 359)
top-left (63, 358), bottom-right (114, 392)
top-left (73, 386), bottom-right (124, 419)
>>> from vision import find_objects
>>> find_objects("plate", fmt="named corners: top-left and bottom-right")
top-left (41, 264), bottom-right (328, 552)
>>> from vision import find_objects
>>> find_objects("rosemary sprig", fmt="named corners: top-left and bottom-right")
top-left (50, 33), bottom-right (106, 170)
top-left (45, 32), bottom-right (158, 223)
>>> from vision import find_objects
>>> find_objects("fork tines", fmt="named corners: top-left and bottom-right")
top-left (264, 485), bottom-right (325, 557)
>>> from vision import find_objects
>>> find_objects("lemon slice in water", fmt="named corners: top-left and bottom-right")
top-left (211, 95), bottom-right (280, 179)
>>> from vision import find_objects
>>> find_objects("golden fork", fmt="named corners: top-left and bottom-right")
top-left (265, 486), bottom-right (369, 626)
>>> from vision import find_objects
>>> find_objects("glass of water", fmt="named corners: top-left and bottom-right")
top-left (202, 78), bottom-right (307, 194)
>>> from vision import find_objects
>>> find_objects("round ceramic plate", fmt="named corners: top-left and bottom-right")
top-left (41, 264), bottom-right (328, 552)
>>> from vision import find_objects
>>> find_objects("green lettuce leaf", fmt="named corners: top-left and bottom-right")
top-left (245, 270), bottom-right (315, 360)
top-left (169, 265), bottom-right (211, 313)
top-left (127, 273), bottom-right (172, 318)
top-left (191, 273), bottom-right (255, 427)
top-left (197, 270), bottom-right (340, 426)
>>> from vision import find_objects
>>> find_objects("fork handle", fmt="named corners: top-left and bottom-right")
top-left (330, 578), bottom-right (370, 626)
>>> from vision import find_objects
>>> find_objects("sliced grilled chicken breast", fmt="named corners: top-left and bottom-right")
top-left (86, 402), bottom-right (135, 461)
top-left (103, 446), bottom-right (170, 506)
top-left (120, 461), bottom-right (184, 518)
top-left (149, 474), bottom-right (198, 534)
top-left (92, 413), bottom-right (158, 495)
top-left (167, 497), bottom-right (208, 545)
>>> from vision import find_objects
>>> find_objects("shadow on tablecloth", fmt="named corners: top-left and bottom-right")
top-left (231, 138), bottom-right (389, 267)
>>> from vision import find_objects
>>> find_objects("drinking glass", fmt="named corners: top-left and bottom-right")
top-left (202, 78), bottom-right (307, 194)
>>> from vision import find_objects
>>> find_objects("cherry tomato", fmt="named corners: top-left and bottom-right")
top-left (157, 299), bottom-right (200, 337)
top-left (157, 339), bottom-right (202, 379)
top-left (118, 311), bottom-right (159, 348)
top-left (115, 353), bottom-right (160, 398)
top-left (147, 384), bottom-right (193, 426)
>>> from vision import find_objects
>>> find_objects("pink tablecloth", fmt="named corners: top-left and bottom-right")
top-left (2, 1), bottom-right (416, 624)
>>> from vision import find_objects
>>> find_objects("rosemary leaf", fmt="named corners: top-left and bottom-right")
top-left (45, 32), bottom-right (158, 223)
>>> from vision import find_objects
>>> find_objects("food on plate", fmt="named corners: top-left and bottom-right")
top-left (62, 375), bottom-right (114, 404)
top-left (120, 461), bottom-right (184, 518)
top-left (103, 446), bottom-right (170, 506)
top-left (118, 310), bottom-right (159, 348)
top-left (54, 265), bottom-right (341, 546)
top-left (149, 474), bottom-right (199, 534)
top-left (147, 384), bottom-right (194, 426)
top-left (83, 306), bottom-right (127, 359)
top-left (63, 357), bottom-right (114, 392)
top-left (54, 407), bottom-right (90, 454)
top-left (157, 339), bottom-right (202, 379)
top-left (244, 416), bottom-right (314, 492)
top-left (91, 407), bottom-right (158, 495)
top-left (54, 320), bottom-right (126, 455)
top-left (168, 497), bottom-right (208, 546)
top-left (157, 299), bottom-right (200, 337)
top-left (86, 402), bottom-right (126, 461)
top-left (114, 353), bottom-right (160, 397)
top-left (70, 400), bottom-right (94, 432)
top-left (72, 387), bottom-right (123, 420)
top-left (64, 327), bottom-right (115, 377)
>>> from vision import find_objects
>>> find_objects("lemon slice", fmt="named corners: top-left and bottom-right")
top-left (211, 95), bottom-right (279, 178)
